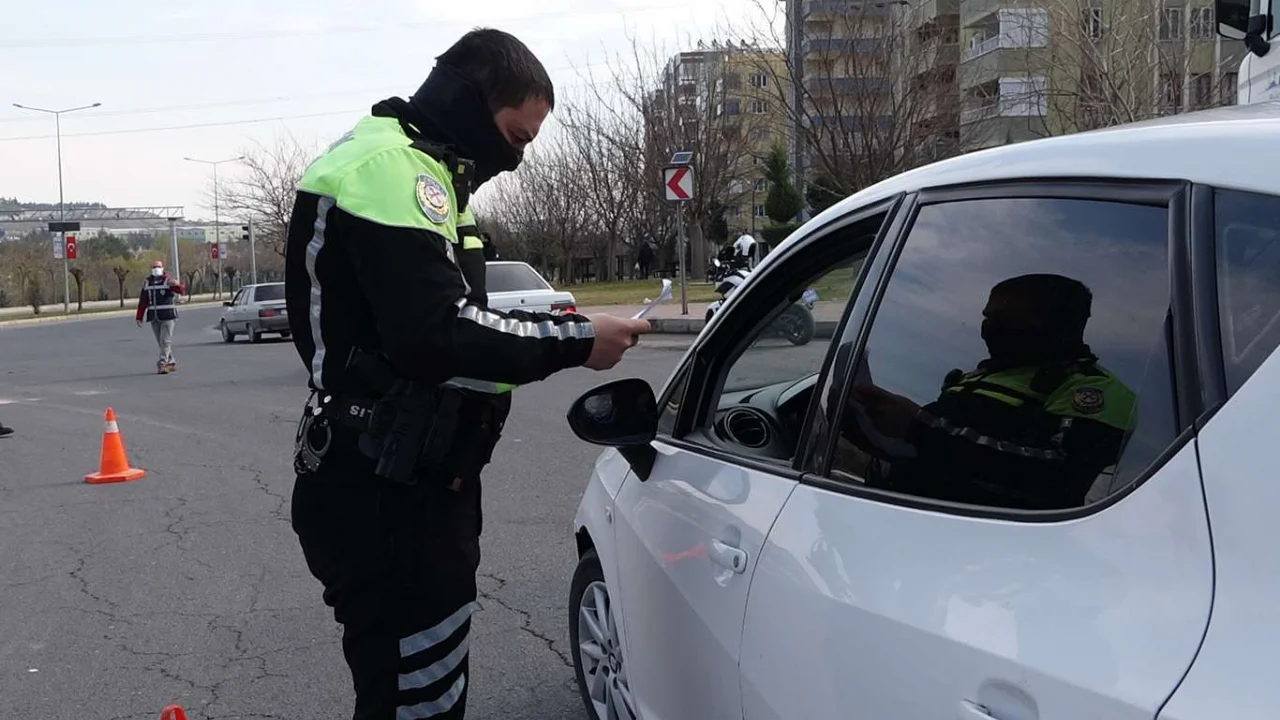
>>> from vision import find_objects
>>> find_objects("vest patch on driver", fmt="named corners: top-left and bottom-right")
top-left (416, 173), bottom-right (450, 224)
top-left (1071, 387), bottom-right (1105, 414)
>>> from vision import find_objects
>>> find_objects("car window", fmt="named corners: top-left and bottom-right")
top-left (687, 211), bottom-right (886, 464)
top-left (1214, 188), bottom-right (1280, 395)
top-left (229, 289), bottom-right (245, 306)
top-left (830, 196), bottom-right (1177, 513)
top-left (487, 264), bottom-right (552, 293)
top-left (657, 364), bottom-right (691, 437)
top-left (239, 289), bottom-right (253, 305)
top-left (254, 284), bottom-right (286, 302)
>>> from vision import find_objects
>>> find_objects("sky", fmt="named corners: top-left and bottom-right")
top-left (0, 0), bottom-right (765, 222)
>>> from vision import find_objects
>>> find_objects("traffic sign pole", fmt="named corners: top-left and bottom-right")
top-left (168, 217), bottom-right (181, 281)
top-left (663, 152), bottom-right (695, 316)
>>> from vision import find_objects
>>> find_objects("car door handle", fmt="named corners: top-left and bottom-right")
top-left (958, 700), bottom-right (997, 720)
top-left (708, 539), bottom-right (747, 574)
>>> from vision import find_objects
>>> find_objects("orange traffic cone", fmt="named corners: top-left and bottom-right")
top-left (84, 408), bottom-right (146, 485)
top-left (159, 706), bottom-right (188, 720)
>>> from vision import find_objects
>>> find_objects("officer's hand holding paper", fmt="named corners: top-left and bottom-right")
top-left (584, 315), bottom-right (650, 370)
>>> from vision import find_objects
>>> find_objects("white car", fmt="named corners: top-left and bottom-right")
top-left (564, 101), bottom-right (1280, 720)
top-left (485, 261), bottom-right (577, 315)
top-left (219, 282), bottom-right (289, 343)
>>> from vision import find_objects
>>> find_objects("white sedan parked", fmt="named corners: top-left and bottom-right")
top-left (565, 101), bottom-right (1280, 720)
top-left (485, 261), bottom-right (577, 315)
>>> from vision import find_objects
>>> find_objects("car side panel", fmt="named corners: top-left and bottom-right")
top-left (740, 443), bottom-right (1212, 720)
top-left (1159, 353), bottom-right (1280, 720)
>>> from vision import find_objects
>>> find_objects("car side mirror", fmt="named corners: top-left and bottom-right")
top-left (1215, 0), bottom-right (1250, 40)
top-left (223, 301), bottom-right (232, 307)
top-left (567, 378), bottom-right (659, 481)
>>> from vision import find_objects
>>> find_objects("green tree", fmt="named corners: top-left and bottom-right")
top-left (83, 232), bottom-right (131, 261)
top-left (763, 143), bottom-right (803, 225)
top-left (805, 172), bottom-right (845, 215)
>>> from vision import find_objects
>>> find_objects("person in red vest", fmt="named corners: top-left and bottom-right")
top-left (135, 260), bottom-right (186, 374)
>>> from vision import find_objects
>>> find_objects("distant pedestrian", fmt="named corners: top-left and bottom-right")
top-left (135, 260), bottom-right (186, 375)
top-left (0, 422), bottom-right (12, 438)
top-left (480, 231), bottom-right (500, 261)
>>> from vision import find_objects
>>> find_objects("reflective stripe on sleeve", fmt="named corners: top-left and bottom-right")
top-left (457, 304), bottom-right (593, 341)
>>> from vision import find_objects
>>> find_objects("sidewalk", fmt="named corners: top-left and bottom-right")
top-left (578, 300), bottom-right (845, 335)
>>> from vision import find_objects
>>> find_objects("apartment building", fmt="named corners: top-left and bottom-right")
top-left (896, 0), bottom-right (962, 162)
top-left (716, 49), bottom-right (791, 234)
top-left (958, 0), bottom-right (1243, 150)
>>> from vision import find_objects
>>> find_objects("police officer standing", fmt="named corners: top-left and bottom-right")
top-left (283, 29), bottom-right (650, 720)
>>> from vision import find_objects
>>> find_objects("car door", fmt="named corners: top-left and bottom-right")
top-left (740, 183), bottom-right (1214, 720)
top-left (224, 288), bottom-right (245, 325)
top-left (238, 286), bottom-right (254, 330)
top-left (610, 203), bottom-right (895, 720)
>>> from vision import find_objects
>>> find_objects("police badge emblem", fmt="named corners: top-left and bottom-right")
top-left (1071, 387), bottom-right (1105, 414)
top-left (416, 174), bottom-right (450, 224)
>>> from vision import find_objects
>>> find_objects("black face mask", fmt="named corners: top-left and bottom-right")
top-left (981, 320), bottom-right (1059, 368)
top-left (407, 65), bottom-right (524, 186)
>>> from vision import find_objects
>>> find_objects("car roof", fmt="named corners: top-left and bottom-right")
top-left (788, 100), bottom-right (1280, 253)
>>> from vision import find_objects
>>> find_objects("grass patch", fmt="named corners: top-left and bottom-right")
top-left (567, 279), bottom-right (719, 307)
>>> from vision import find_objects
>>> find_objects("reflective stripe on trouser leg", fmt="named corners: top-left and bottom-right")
top-left (395, 601), bottom-right (476, 718)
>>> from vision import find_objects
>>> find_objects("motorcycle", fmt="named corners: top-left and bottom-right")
top-left (708, 246), bottom-right (749, 283)
top-left (705, 267), bottom-right (818, 346)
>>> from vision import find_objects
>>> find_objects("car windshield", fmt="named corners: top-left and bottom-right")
top-left (254, 284), bottom-right (285, 302)
top-left (488, 264), bottom-right (552, 293)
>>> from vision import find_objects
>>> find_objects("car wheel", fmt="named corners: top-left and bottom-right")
top-left (220, 321), bottom-right (235, 344)
top-left (249, 325), bottom-right (263, 344)
top-left (570, 549), bottom-right (637, 720)
top-left (280, 331), bottom-right (292, 340)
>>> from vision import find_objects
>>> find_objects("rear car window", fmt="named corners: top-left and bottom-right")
top-left (1214, 188), bottom-right (1280, 394)
top-left (254, 284), bottom-right (286, 302)
top-left (487, 264), bottom-right (551, 293)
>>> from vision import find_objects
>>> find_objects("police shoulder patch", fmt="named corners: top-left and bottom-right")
top-left (1071, 387), bottom-right (1105, 414)
top-left (415, 173), bottom-right (451, 225)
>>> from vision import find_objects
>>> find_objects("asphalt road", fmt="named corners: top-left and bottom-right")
top-left (0, 307), bottom-right (687, 720)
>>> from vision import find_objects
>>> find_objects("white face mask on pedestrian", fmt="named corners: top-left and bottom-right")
top-left (151, 268), bottom-right (164, 277)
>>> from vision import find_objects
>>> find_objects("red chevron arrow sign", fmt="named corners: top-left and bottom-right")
top-left (664, 165), bottom-right (694, 202)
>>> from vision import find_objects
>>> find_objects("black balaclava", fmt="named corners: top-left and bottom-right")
top-left (980, 273), bottom-right (1093, 369)
top-left (405, 64), bottom-right (524, 186)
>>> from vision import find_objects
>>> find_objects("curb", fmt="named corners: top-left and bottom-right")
top-left (0, 301), bottom-right (224, 329)
top-left (649, 317), bottom-right (840, 336)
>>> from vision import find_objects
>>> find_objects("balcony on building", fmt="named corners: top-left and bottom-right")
top-left (808, 113), bottom-right (895, 133)
top-left (804, 75), bottom-right (891, 94)
top-left (804, 0), bottom-right (893, 19)
top-left (959, 7), bottom-right (1048, 88)
top-left (959, 76), bottom-right (1046, 148)
top-left (803, 37), bottom-right (885, 55)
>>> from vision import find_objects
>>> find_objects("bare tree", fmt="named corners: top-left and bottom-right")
top-left (112, 266), bottom-right (131, 308)
top-left (215, 134), bottom-right (315, 258)
top-left (980, 0), bottom-right (1237, 142)
top-left (733, 1), bottom-right (964, 201)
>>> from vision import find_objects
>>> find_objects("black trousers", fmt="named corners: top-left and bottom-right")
top-left (292, 461), bottom-right (482, 719)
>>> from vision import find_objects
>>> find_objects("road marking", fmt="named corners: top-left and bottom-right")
top-left (0, 397), bottom-right (40, 405)
top-left (71, 390), bottom-right (108, 396)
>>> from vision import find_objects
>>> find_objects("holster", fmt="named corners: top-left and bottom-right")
top-left (443, 392), bottom-right (512, 481)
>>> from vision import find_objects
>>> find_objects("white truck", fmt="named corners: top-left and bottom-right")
top-left (1219, 0), bottom-right (1280, 102)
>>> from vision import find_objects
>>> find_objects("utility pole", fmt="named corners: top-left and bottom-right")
top-left (13, 101), bottom-right (101, 313)
top-left (167, 217), bottom-right (181, 280)
top-left (184, 155), bottom-right (243, 299)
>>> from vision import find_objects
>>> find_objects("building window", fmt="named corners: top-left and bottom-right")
top-left (749, 127), bottom-right (769, 142)
top-left (998, 76), bottom-right (1048, 116)
top-left (749, 99), bottom-right (769, 114)
top-left (720, 99), bottom-right (741, 116)
top-left (1082, 7), bottom-right (1105, 40)
top-left (754, 204), bottom-right (767, 218)
top-left (725, 205), bottom-right (742, 219)
top-left (723, 73), bottom-right (742, 91)
top-left (1192, 73), bottom-right (1213, 108)
top-left (1160, 7), bottom-right (1183, 40)
top-left (755, 178), bottom-right (768, 192)
top-left (750, 73), bottom-right (769, 88)
top-left (1190, 7), bottom-right (1214, 38)
top-left (999, 8), bottom-right (1049, 48)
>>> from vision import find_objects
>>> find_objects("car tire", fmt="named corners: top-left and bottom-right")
top-left (570, 549), bottom-right (637, 720)
top-left (220, 321), bottom-right (235, 344)
top-left (280, 331), bottom-right (292, 340)
top-left (249, 325), bottom-right (263, 344)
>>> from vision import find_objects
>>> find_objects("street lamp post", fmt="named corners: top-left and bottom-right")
top-left (13, 102), bottom-right (101, 314)
top-left (184, 156), bottom-right (243, 299)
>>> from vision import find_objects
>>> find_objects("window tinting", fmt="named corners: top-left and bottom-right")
top-left (831, 196), bottom-right (1177, 512)
top-left (1214, 188), bottom-right (1280, 395)
top-left (487, 264), bottom-right (552, 293)
top-left (254, 284), bottom-right (286, 302)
